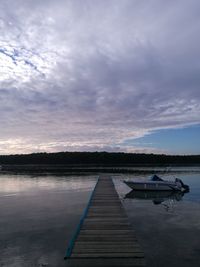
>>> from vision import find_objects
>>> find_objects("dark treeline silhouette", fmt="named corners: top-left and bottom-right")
top-left (0, 152), bottom-right (200, 166)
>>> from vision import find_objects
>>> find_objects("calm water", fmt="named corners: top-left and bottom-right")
top-left (0, 168), bottom-right (200, 267)
top-left (114, 171), bottom-right (200, 267)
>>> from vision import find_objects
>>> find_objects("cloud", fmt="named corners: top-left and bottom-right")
top-left (0, 0), bottom-right (200, 154)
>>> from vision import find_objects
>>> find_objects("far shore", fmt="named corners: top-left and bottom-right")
top-left (1, 164), bottom-right (200, 174)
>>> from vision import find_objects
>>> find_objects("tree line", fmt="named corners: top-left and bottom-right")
top-left (0, 152), bottom-right (200, 165)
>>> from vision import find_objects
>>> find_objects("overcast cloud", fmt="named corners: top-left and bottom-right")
top-left (0, 0), bottom-right (200, 154)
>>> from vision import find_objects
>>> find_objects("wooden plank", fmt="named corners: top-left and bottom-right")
top-left (85, 220), bottom-right (130, 225)
top-left (66, 258), bottom-right (145, 267)
top-left (73, 249), bottom-right (142, 254)
top-left (73, 248), bottom-right (143, 253)
top-left (76, 240), bottom-right (139, 245)
top-left (82, 221), bottom-right (130, 225)
top-left (75, 241), bottom-right (140, 246)
top-left (74, 242), bottom-right (141, 247)
top-left (81, 226), bottom-right (131, 230)
top-left (74, 243), bottom-right (141, 248)
top-left (71, 252), bottom-right (144, 258)
top-left (77, 236), bottom-right (137, 241)
top-left (79, 229), bottom-right (133, 234)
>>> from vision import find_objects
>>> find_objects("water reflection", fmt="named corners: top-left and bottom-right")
top-left (0, 174), bottom-right (97, 267)
top-left (124, 190), bottom-right (189, 212)
top-left (0, 174), bottom-right (97, 195)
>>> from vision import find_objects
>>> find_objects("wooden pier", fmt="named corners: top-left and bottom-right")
top-left (65, 175), bottom-right (145, 267)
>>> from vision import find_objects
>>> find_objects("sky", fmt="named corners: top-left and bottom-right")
top-left (0, 0), bottom-right (200, 155)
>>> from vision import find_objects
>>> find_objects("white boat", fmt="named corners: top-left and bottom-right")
top-left (124, 174), bottom-right (189, 192)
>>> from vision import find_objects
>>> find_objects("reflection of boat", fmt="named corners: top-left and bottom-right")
top-left (124, 190), bottom-right (185, 205)
top-left (124, 174), bottom-right (189, 192)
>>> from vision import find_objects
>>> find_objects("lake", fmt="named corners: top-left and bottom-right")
top-left (0, 168), bottom-right (200, 267)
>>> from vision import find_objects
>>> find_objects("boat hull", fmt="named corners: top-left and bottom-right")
top-left (124, 181), bottom-right (180, 191)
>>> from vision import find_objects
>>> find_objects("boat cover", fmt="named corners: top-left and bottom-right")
top-left (150, 174), bottom-right (163, 181)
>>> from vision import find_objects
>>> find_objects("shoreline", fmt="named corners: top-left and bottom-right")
top-left (1, 164), bottom-right (200, 175)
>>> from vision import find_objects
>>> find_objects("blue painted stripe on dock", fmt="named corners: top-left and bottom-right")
top-left (64, 177), bottom-right (99, 259)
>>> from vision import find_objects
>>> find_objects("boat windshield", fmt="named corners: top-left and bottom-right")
top-left (150, 175), bottom-right (164, 181)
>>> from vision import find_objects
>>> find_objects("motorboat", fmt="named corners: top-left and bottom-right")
top-left (124, 174), bottom-right (189, 192)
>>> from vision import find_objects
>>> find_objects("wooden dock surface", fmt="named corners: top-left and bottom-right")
top-left (65, 175), bottom-right (145, 267)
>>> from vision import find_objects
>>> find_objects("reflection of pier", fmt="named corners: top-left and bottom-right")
top-left (65, 175), bottom-right (145, 266)
top-left (125, 190), bottom-right (186, 205)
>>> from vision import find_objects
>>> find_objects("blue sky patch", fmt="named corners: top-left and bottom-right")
top-left (123, 125), bottom-right (200, 154)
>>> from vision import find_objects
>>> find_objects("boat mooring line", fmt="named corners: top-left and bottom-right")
top-left (64, 176), bottom-right (99, 260)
